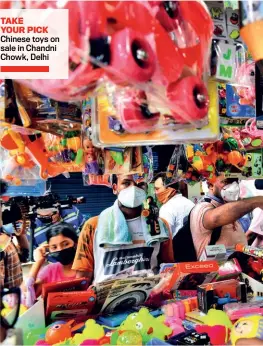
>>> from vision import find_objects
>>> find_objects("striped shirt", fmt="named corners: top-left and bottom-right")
top-left (0, 235), bottom-right (23, 289)
top-left (27, 206), bottom-right (85, 248)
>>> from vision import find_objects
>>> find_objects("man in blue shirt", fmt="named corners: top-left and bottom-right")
top-left (27, 205), bottom-right (85, 248)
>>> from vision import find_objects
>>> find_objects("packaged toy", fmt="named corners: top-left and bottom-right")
top-left (167, 260), bottom-right (219, 297)
top-left (197, 279), bottom-right (247, 313)
top-left (4, 0), bottom-right (213, 137)
top-left (236, 243), bottom-right (263, 259)
top-left (45, 289), bottom-right (96, 323)
top-left (224, 300), bottom-right (263, 321)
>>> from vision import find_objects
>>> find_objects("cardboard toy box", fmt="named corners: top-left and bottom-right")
top-left (46, 290), bottom-right (96, 323)
top-left (197, 279), bottom-right (247, 313)
top-left (168, 261), bottom-right (219, 298)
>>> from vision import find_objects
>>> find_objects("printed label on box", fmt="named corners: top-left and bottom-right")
top-left (0, 9), bottom-right (68, 79)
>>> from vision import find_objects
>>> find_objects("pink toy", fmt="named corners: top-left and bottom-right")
top-left (235, 61), bottom-right (255, 107)
top-left (224, 301), bottom-right (263, 321)
top-left (80, 340), bottom-right (100, 346)
top-left (35, 341), bottom-right (50, 346)
top-left (164, 317), bottom-right (185, 337)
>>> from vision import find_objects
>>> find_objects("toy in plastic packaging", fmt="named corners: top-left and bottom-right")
top-left (221, 122), bottom-right (263, 151)
top-left (1, 81), bottom-right (82, 136)
top-left (92, 79), bottom-right (219, 147)
top-left (5, 0), bottom-right (214, 139)
top-left (185, 133), bottom-right (248, 183)
top-left (0, 127), bottom-right (84, 181)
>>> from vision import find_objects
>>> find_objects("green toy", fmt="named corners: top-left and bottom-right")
top-left (118, 308), bottom-right (172, 344)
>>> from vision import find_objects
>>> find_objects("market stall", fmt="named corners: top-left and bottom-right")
top-left (1, 1), bottom-right (263, 346)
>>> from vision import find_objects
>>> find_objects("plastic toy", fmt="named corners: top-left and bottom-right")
top-left (45, 320), bottom-right (84, 345)
top-left (119, 308), bottom-right (172, 344)
top-left (83, 138), bottom-right (100, 174)
top-left (235, 61), bottom-right (255, 106)
top-left (236, 243), bottom-right (263, 260)
top-left (110, 330), bottom-right (143, 346)
top-left (202, 309), bottom-right (233, 330)
top-left (2, 0), bottom-right (213, 135)
top-left (195, 325), bottom-right (230, 345)
top-left (231, 315), bottom-right (263, 346)
top-left (69, 319), bottom-right (105, 345)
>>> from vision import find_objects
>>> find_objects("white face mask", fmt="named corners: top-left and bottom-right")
top-left (118, 186), bottom-right (146, 208)
top-left (221, 182), bottom-right (240, 202)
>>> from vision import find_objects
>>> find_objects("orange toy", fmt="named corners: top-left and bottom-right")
top-left (45, 320), bottom-right (84, 345)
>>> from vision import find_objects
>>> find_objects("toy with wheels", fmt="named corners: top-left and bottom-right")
top-left (117, 90), bottom-right (160, 133)
top-left (6, 0), bottom-right (212, 131)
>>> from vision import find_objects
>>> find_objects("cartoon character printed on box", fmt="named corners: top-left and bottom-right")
top-left (83, 138), bottom-right (100, 175)
top-left (226, 81), bottom-right (255, 118)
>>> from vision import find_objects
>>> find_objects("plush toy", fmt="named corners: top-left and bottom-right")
top-left (196, 309), bottom-right (233, 345)
top-left (119, 308), bottom-right (172, 344)
top-left (231, 315), bottom-right (263, 346)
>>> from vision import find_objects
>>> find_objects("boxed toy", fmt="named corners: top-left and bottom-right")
top-left (167, 261), bottom-right (219, 298)
top-left (197, 279), bottom-right (247, 313)
top-left (226, 84), bottom-right (255, 118)
top-left (45, 289), bottom-right (96, 323)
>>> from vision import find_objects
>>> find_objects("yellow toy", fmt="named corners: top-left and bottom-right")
top-left (231, 315), bottom-right (263, 346)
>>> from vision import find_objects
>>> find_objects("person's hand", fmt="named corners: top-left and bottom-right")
top-left (33, 244), bottom-right (49, 263)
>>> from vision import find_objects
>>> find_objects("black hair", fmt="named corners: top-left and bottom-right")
top-left (46, 222), bottom-right (78, 244)
top-left (147, 196), bottom-right (154, 203)
top-left (0, 179), bottom-right (8, 196)
top-left (153, 173), bottom-right (179, 191)
top-left (110, 174), bottom-right (118, 186)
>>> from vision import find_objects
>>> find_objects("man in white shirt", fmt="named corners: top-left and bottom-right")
top-left (154, 174), bottom-right (194, 238)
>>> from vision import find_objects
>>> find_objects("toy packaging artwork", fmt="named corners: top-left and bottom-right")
top-left (197, 279), bottom-right (247, 314)
top-left (167, 261), bottom-right (219, 297)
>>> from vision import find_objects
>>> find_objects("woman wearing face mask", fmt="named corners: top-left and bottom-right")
top-left (21, 223), bottom-right (77, 303)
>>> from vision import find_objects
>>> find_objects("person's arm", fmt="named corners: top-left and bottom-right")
top-left (72, 217), bottom-right (96, 285)
top-left (203, 197), bottom-right (263, 230)
top-left (158, 219), bottom-right (174, 263)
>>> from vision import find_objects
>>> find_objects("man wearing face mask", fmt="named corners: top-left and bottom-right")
top-left (154, 174), bottom-right (194, 238)
top-left (190, 175), bottom-right (263, 260)
top-left (72, 174), bottom-right (174, 284)
top-left (28, 201), bottom-right (85, 250)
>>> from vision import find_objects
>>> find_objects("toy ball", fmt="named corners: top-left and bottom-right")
top-left (45, 322), bottom-right (72, 345)
top-left (231, 315), bottom-right (263, 346)
top-left (116, 330), bottom-right (142, 345)
top-left (35, 340), bottom-right (50, 346)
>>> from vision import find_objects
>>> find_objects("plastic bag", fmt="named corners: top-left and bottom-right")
top-left (0, 127), bottom-right (83, 181)
top-left (3, 1), bottom-right (213, 134)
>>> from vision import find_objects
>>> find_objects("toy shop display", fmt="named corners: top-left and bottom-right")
top-left (91, 79), bottom-right (219, 147)
top-left (0, 80), bottom-right (82, 136)
top-left (1, 1), bottom-right (213, 135)
top-left (0, 126), bottom-right (84, 184)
